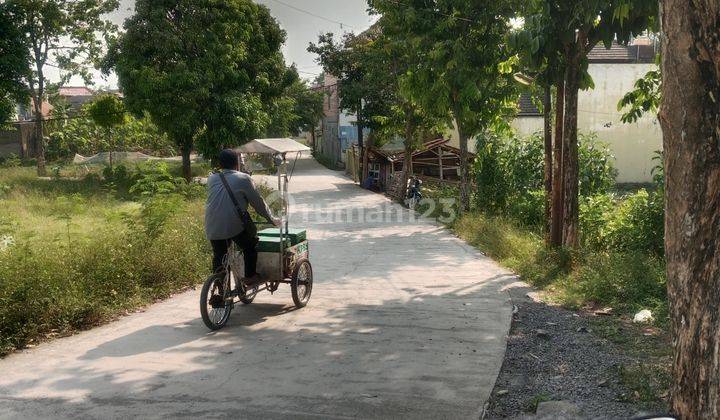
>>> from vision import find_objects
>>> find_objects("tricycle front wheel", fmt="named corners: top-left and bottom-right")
top-left (291, 259), bottom-right (313, 308)
top-left (200, 272), bottom-right (233, 330)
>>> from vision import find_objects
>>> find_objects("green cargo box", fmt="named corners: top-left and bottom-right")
top-left (257, 228), bottom-right (307, 246)
top-left (256, 236), bottom-right (291, 253)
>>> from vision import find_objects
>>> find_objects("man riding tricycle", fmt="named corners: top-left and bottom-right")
top-left (200, 139), bottom-right (313, 330)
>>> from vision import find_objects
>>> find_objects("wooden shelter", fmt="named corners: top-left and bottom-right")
top-left (361, 138), bottom-right (472, 192)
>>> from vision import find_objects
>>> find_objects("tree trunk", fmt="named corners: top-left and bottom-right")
top-left (659, 1), bottom-right (720, 417)
top-left (358, 106), bottom-right (369, 182)
top-left (310, 124), bottom-right (316, 154)
top-left (181, 142), bottom-right (192, 182)
top-left (457, 121), bottom-right (470, 213)
top-left (550, 76), bottom-right (565, 247)
top-left (543, 83), bottom-right (553, 242)
top-left (33, 62), bottom-right (47, 177)
top-left (562, 49), bottom-right (582, 248)
top-left (33, 97), bottom-right (46, 177)
top-left (402, 120), bottom-right (415, 197)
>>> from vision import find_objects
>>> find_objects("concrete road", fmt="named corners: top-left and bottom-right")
top-left (0, 156), bottom-right (515, 419)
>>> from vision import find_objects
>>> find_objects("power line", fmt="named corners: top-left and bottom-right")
top-left (265, 0), bottom-right (358, 30)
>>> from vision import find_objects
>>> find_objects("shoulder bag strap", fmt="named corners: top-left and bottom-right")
top-left (218, 172), bottom-right (245, 219)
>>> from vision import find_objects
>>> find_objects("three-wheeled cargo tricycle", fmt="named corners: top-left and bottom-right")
top-left (200, 138), bottom-right (313, 331)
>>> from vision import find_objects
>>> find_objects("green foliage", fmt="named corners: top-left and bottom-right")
top-left (47, 111), bottom-right (175, 160)
top-left (578, 132), bottom-right (618, 196)
top-left (0, 200), bottom-right (208, 355)
top-left (309, 26), bottom-right (444, 159)
top-left (449, 207), bottom-right (667, 322)
top-left (110, 0), bottom-right (289, 168)
top-left (0, 2), bottom-right (30, 126)
top-left (265, 72), bottom-right (324, 137)
top-left (619, 67), bottom-right (661, 124)
top-left (263, 70), bottom-right (323, 138)
top-left (580, 189), bottom-right (665, 257)
top-left (474, 131), bottom-right (616, 226)
top-left (0, 153), bottom-right (21, 168)
top-left (87, 94), bottom-right (126, 129)
top-left (129, 162), bottom-right (185, 198)
top-left (0, 164), bottom-right (209, 355)
top-left (369, 0), bottom-right (519, 138)
top-left (569, 251), bottom-right (666, 316)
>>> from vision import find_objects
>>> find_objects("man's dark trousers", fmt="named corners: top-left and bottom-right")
top-left (210, 226), bottom-right (258, 276)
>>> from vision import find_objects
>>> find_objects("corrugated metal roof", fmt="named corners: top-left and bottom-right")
top-left (59, 86), bottom-right (94, 96)
top-left (518, 93), bottom-right (541, 117)
top-left (587, 42), bottom-right (657, 63)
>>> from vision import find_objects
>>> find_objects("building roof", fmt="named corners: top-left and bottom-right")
top-left (236, 138), bottom-right (311, 155)
top-left (518, 93), bottom-right (541, 117)
top-left (371, 138), bottom-right (474, 162)
top-left (587, 42), bottom-right (657, 63)
top-left (59, 86), bottom-right (94, 97)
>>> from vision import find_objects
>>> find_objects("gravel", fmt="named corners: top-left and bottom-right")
top-left (484, 283), bottom-right (669, 419)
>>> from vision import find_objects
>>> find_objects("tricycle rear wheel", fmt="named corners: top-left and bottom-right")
top-left (291, 259), bottom-right (313, 308)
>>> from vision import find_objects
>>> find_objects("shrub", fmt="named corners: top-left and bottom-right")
top-left (474, 131), bottom-right (616, 228)
top-left (605, 190), bottom-right (665, 256)
top-left (569, 251), bottom-right (667, 316)
top-left (47, 111), bottom-right (175, 160)
top-left (578, 132), bottom-right (618, 196)
top-left (129, 162), bottom-right (185, 197)
top-left (580, 189), bottom-right (665, 257)
top-left (0, 153), bottom-right (21, 168)
top-left (0, 198), bottom-right (208, 355)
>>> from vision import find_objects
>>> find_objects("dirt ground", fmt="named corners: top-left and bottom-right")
top-left (485, 283), bottom-right (672, 419)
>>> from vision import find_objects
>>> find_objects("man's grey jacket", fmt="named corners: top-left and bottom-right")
top-left (204, 170), bottom-right (273, 240)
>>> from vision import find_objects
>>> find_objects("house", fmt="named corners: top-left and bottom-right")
top-left (314, 74), bottom-right (366, 169)
top-left (513, 39), bottom-right (660, 183)
top-left (3, 86), bottom-right (97, 158)
top-left (447, 38), bottom-right (660, 183)
top-left (16, 86), bottom-right (96, 121)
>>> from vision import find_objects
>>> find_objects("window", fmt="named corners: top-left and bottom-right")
top-left (369, 163), bottom-right (380, 180)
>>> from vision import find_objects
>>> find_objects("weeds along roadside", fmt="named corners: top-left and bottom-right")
top-left (0, 161), bottom-right (230, 356)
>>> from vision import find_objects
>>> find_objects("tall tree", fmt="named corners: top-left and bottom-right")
top-left (10, 0), bottom-right (119, 176)
top-left (365, 26), bottom-right (444, 191)
top-left (509, 7), bottom-right (566, 245)
top-left (369, 0), bottom-right (518, 212)
top-left (515, 0), bottom-right (657, 246)
top-left (0, 3), bottom-right (30, 126)
top-left (109, 0), bottom-right (288, 180)
top-left (264, 69), bottom-right (324, 138)
top-left (658, 1), bottom-right (720, 417)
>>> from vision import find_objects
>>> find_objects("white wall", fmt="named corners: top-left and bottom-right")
top-left (512, 63), bottom-right (662, 183)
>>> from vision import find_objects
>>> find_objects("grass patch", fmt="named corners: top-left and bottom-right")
top-left (420, 185), bottom-right (667, 324)
top-left (525, 393), bottom-right (552, 413)
top-left (0, 164), bottom-right (218, 356)
top-left (617, 362), bottom-right (671, 406)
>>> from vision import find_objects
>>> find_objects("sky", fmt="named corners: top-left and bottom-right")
top-left (50, 0), bottom-right (376, 89)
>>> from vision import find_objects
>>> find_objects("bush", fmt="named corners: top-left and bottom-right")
top-left (47, 111), bottom-right (176, 160)
top-left (0, 153), bottom-right (21, 168)
top-left (580, 189), bottom-right (665, 257)
top-left (0, 198), bottom-right (208, 355)
top-left (578, 132), bottom-right (618, 196)
top-left (129, 162), bottom-right (185, 197)
top-left (474, 131), bottom-right (616, 228)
